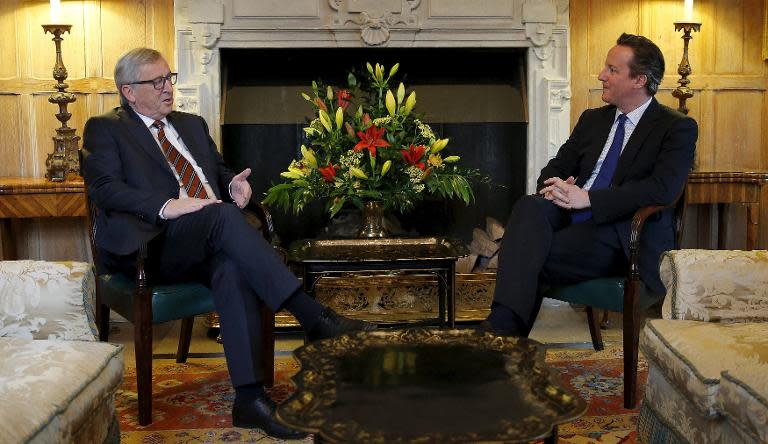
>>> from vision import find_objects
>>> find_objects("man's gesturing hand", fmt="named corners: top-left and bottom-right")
top-left (539, 176), bottom-right (591, 210)
top-left (162, 198), bottom-right (221, 219)
top-left (231, 168), bottom-right (253, 209)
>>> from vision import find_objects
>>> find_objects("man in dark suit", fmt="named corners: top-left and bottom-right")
top-left (82, 48), bottom-right (374, 439)
top-left (483, 33), bottom-right (698, 336)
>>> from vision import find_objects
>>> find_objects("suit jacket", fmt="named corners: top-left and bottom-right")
top-left (82, 106), bottom-right (236, 256)
top-left (537, 98), bottom-right (698, 293)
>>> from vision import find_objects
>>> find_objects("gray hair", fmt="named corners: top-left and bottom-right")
top-left (114, 48), bottom-right (164, 107)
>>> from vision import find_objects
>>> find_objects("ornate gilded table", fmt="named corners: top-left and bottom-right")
top-left (277, 328), bottom-right (586, 443)
top-left (288, 237), bottom-right (468, 327)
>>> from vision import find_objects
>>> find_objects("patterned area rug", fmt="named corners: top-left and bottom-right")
top-left (118, 344), bottom-right (646, 443)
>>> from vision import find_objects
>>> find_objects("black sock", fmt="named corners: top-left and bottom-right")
top-left (487, 302), bottom-right (525, 333)
top-left (282, 289), bottom-right (325, 331)
top-left (235, 383), bottom-right (266, 402)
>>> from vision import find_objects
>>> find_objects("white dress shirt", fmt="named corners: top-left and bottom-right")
top-left (583, 97), bottom-right (653, 190)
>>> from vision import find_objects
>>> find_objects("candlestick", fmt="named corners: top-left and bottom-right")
top-left (41, 24), bottom-right (80, 181)
top-left (671, 21), bottom-right (701, 115)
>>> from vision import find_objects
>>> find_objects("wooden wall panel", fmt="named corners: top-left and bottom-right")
top-left (0, 2), bottom-right (19, 79)
top-left (712, 91), bottom-right (763, 170)
top-left (101, 0), bottom-right (149, 79)
top-left (571, 0), bottom-right (768, 247)
top-left (0, 95), bottom-right (22, 176)
top-left (1, 0), bottom-right (174, 261)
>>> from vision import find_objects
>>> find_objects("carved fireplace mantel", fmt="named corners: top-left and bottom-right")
top-left (174, 0), bottom-right (570, 193)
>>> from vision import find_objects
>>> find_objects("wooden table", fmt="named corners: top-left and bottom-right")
top-left (277, 328), bottom-right (587, 444)
top-left (0, 177), bottom-right (86, 259)
top-left (686, 171), bottom-right (768, 250)
top-left (288, 237), bottom-right (467, 328)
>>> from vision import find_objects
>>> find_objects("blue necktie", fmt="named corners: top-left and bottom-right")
top-left (571, 113), bottom-right (628, 223)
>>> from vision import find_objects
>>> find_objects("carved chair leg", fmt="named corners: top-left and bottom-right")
top-left (135, 314), bottom-right (153, 426)
top-left (99, 303), bottom-right (110, 342)
top-left (586, 307), bottom-right (605, 351)
top-left (177, 316), bottom-right (194, 363)
top-left (622, 280), bottom-right (642, 409)
top-left (261, 305), bottom-right (275, 388)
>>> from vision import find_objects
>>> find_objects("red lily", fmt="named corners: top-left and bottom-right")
top-left (336, 89), bottom-right (351, 110)
top-left (353, 125), bottom-right (390, 157)
top-left (401, 144), bottom-right (426, 170)
top-left (318, 163), bottom-right (337, 182)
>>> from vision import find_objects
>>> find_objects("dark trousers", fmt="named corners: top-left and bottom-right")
top-left (103, 203), bottom-right (301, 387)
top-left (493, 195), bottom-right (627, 335)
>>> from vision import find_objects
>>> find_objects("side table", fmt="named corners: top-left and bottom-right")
top-left (686, 171), bottom-right (768, 250)
top-left (288, 237), bottom-right (467, 327)
top-left (277, 328), bottom-right (587, 443)
top-left (0, 176), bottom-right (86, 259)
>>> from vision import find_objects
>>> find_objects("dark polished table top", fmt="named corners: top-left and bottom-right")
top-left (288, 237), bottom-right (468, 263)
top-left (277, 328), bottom-right (586, 443)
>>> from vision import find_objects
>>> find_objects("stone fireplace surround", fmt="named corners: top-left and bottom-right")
top-left (174, 0), bottom-right (570, 194)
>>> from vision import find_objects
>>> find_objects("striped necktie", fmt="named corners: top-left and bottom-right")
top-left (152, 120), bottom-right (209, 199)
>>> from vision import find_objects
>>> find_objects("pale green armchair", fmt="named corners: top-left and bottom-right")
top-left (0, 260), bottom-right (123, 444)
top-left (638, 250), bottom-right (768, 444)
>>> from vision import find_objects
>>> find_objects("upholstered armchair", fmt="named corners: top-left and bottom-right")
top-left (0, 260), bottom-right (123, 443)
top-left (638, 249), bottom-right (768, 444)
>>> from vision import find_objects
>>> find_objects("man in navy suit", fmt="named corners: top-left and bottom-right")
top-left (82, 48), bottom-right (374, 439)
top-left (483, 34), bottom-right (698, 336)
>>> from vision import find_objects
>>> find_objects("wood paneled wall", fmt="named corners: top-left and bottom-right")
top-left (570, 0), bottom-right (768, 247)
top-left (0, 0), bottom-right (173, 261)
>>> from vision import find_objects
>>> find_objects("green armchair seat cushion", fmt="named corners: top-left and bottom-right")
top-left (98, 274), bottom-right (215, 324)
top-left (542, 277), bottom-right (662, 313)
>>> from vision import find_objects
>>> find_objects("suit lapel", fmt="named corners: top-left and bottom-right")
top-left (613, 98), bottom-right (661, 184)
top-left (118, 106), bottom-right (175, 175)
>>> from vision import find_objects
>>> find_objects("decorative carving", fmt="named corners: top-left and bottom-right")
top-left (523, 0), bottom-right (557, 60)
top-left (175, 95), bottom-right (200, 115)
top-left (549, 84), bottom-right (571, 110)
top-left (328, 0), bottom-right (420, 46)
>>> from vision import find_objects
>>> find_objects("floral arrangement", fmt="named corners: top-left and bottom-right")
top-left (264, 62), bottom-right (479, 217)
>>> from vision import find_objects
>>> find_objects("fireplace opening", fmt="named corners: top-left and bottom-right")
top-left (221, 48), bottom-right (527, 245)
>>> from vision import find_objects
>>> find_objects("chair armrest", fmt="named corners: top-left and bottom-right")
top-left (628, 203), bottom-right (675, 281)
top-left (659, 249), bottom-right (768, 322)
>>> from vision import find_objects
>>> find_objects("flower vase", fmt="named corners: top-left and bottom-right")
top-left (358, 201), bottom-right (388, 238)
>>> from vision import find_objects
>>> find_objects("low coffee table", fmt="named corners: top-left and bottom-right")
top-left (276, 328), bottom-right (586, 443)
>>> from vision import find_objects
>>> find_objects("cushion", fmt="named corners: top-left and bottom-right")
top-left (660, 249), bottom-right (768, 322)
top-left (0, 261), bottom-right (98, 340)
top-left (640, 364), bottom-right (752, 444)
top-left (543, 277), bottom-right (660, 313)
top-left (0, 338), bottom-right (123, 443)
top-left (640, 319), bottom-right (768, 416)
top-left (718, 363), bottom-right (768, 443)
top-left (98, 273), bottom-right (215, 324)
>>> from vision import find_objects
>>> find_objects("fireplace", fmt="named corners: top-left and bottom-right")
top-left (173, 0), bottom-right (571, 240)
top-left (220, 47), bottom-right (527, 243)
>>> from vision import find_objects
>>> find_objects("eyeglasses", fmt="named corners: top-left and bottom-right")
top-left (129, 73), bottom-right (177, 90)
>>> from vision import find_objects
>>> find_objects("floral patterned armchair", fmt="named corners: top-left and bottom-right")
top-left (0, 260), bottom-right (123, 443)
top-left (638, 250), bottom-right (768, 444)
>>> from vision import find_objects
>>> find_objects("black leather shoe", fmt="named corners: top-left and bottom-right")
top-left (477, 320), bottom-right (523, 337)
top-left (232, 395), bottom-right (308, 439)
top-left (306, 308), bottom-right (377, 342)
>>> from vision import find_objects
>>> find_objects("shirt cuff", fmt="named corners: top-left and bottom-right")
top-left (158, 198), bottom-right (173, 220)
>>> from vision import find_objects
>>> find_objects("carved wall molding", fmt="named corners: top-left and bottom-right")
top-left (328, 0), bottom-right (420, 46)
